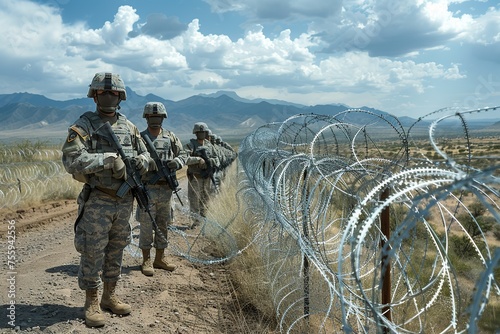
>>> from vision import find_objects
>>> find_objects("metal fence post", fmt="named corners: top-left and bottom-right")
top-left (380, 187), bottom-right (392, 332)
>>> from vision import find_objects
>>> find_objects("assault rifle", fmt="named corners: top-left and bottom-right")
top-left (141, 133), bottom-right (184, 206)
top-left (195, 146), bottom-right (218, 190)
top-left (94, 122), bottom-right (160, 234)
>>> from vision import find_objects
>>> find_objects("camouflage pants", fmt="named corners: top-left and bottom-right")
top-left (136, 185), bottom-right (172, 249)
top-left (74, 189), bottom-right (133, 290)
top-left (187, 174), bottom-right (211, 221)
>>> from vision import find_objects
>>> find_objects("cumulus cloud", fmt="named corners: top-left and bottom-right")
top-left (314, 52), bottom-right (465, 95)
top-left (459, 6), bottom-right (500, 61)
top-left (0, 0), bottom-right (480, 114)
top-left (310, 0), bottom-right (474, 57)
top-left (1, 0), bottom-right (65, 57)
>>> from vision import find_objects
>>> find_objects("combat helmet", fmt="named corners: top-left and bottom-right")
top-left (87, 72), bottom-right (127, 100)
top-left (192, 122), bottom-right (209, 134)
top-left (143, 102), bottom-right (167, 118)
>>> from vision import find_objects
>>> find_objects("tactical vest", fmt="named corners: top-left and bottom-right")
top-left (141, 129), bottom-right (176, 183)
top-left (186, 139), bottom-right (212, 176)
top-left (81, 111), bottom-right (137, 190)
top-left (187, 139), bottom-right (203, 156)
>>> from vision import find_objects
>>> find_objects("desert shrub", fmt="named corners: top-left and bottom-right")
top-left (447, 248), bottom-right (474, 277)
top-left (451, 202), bottom-right (495, 258)
top-left (450, 234), bottom-right (485, 259)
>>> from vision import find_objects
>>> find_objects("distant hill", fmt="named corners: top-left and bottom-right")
top-left (10, 88), bottom-right (498, 142)
top-left (0, 88), bottom-right (406, 141)
top-left (199, 90), bottom-right (308, 108)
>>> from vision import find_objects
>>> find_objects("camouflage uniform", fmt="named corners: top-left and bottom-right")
top-left (183, 123), bottom-right (220, 226)
top-left (137, 128), bottom-right (185, 249)
top-left (210, 134), bottom-right (237, 190)
top-left (136, 102), bottom-right (187, 276)
top-left (62, 72), bottom-right (149, 327)
top-left (62, 110), bottom-right (149, 289)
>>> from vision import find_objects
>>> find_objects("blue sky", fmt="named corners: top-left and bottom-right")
top-left (1, 0), bottom-right (499, 119)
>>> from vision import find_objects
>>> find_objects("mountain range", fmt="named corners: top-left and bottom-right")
top-left (0, 88), bottom-right (498, 143)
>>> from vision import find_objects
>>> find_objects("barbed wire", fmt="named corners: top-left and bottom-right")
top-left (238, 108), bottom-right (500, 333)
top-left (0, 148), bottom-right (80, 209)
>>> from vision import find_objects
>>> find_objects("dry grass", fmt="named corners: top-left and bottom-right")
top-left (202, 135), bottom-right (500, 333)
top-left (0, 143), bottom-right (82, 208)
top-left (204, 163), bottom-right (278, 333)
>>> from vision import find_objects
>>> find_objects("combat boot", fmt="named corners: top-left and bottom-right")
top-left (84, 288), bottom-right (105, 327)
top-left (153, 248), bottom-right (176, 271)
top-left (100, 281), bottom-right (131, 315)
top-left (141, 248), bottom-right (154, 276)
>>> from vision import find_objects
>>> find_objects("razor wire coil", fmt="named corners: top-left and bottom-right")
top-left (0, 147), bottom-right (80, 209)
top-left (237, 107), bottom-right (500, 333)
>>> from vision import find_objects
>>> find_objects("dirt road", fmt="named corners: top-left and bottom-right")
top-left (0, 179), bottom-right (268, 333)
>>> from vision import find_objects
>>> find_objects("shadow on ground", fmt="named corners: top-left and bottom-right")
top-left (45, 264), bottom-right (79, 277)
top-left (1, 303), bottom-right (82, 330)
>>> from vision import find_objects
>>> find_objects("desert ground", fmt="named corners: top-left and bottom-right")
top-left (0, 176), bottom-right (272, 334)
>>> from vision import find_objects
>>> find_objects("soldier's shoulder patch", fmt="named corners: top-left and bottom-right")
top-left (67, 125), bottom-right (88, 142)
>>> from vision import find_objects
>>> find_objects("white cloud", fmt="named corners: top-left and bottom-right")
top-left (463, 6), bottom-right (500, 44)
top-left (224, 26), bottom-right (316, 71)
top-left (315, 52), bottom-right (464, 94)
top-left (0, 0), bottom-right (488, 117)
top-left (176, 19), bottom-right (233, 69)
top-left (193, 73), bottom-right (227, 89)
top-left (99, 6), bottom-right (139, 44)
top-left (1, 0), bottom-right (65, 57)
top-left (310, 0), bottom-right (476, 56)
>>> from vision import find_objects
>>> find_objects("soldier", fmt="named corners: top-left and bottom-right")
top-left (137, 102), bottom-right (185, 276)
top-left (205, 128), bottom-right (222, 192)
top-left (61, 72), bottom-right (152, 327)
top-left (212, 133), bottom-right (237, 184)
top-left (183, 122), bottom-right (220, 228)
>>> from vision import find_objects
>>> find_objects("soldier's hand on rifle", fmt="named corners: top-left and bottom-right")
top-left (134, 155), bottom-right (150, 175)
top-left (186, 156), bottom-right (204, 166)
top-left (103, 153), bottom-right (126, 179)
top-left (112, 157), bottom-right (126, 179)
top-left (166, 158), bottom-right (182, 170)
top-left (148, 157), bottom-right (158, 172)
top-left (103, 152), bottom-right (117, 169)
